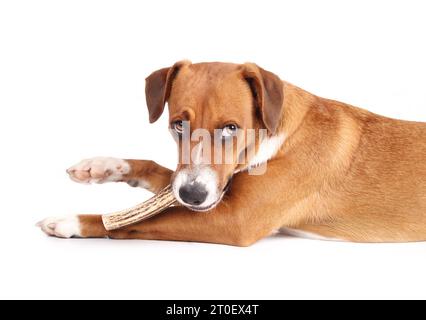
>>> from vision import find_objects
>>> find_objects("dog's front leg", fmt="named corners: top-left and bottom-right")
top-left (38, 162), bottom-right (305, 246)
top-left (67, 158), bottom-right (172, 193)
top-left (38, 201), bottom-right (266, 247)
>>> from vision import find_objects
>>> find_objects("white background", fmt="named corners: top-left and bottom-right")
top-left (1, 0), bottom-right (426, 300)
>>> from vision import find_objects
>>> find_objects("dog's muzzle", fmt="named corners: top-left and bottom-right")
top-left (173, 167), bottom-right (233, 212)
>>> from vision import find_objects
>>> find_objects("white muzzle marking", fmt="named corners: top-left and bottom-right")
top-left (172, 166), bottom-right (220, 211)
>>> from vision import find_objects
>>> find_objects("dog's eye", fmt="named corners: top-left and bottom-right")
top-left (172, 120), bottom-right (184, 134)
top-left (221, 124), bottom-right (238, 138)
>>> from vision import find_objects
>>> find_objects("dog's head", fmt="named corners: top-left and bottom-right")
top-left (145, 61), bottom-right (284, 211)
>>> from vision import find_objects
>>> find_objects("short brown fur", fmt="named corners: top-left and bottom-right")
top-left (51, 62), bottom-right (426, 245)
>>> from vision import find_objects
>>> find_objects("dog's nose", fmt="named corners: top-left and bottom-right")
top-left (179, 183), bottom-right (208, 206)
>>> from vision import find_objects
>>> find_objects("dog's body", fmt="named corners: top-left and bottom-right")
top-left (38, 62), bottom-right (426, 245)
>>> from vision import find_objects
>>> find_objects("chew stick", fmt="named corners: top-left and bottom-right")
top-left (102, 185), bottom-right (177, 231)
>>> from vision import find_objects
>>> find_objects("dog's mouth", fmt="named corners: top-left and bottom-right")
top-left (185, 177), bottom-right (233, 212)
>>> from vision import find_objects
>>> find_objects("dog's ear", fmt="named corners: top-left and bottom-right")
top-left (242, 63), bottom-right (284, 134)
top-left (145, 61), bottom-right (190, 123)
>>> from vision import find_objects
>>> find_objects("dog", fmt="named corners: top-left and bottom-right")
top-left (37, 61), bottom-right (426, 246)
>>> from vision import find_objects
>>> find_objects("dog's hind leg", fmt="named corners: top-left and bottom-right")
top-left (66, 157), bottom-right (172, 193)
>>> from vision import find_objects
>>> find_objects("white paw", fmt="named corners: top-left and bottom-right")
top-left (37, 216), bottom-right (82, 238)
top-left (67, 157), bottom-right (130, 184)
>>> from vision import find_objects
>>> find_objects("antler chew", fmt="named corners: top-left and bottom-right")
top-left (102, 185), bottom-right (177, 231)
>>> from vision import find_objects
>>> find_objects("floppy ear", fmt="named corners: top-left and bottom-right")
top-left (145, 61), bottom-right (189, 123)
top-left (242, 63), bottom-right (284, 134)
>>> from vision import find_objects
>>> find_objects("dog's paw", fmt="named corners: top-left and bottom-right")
top-left (66, 157), bottom-right (131, 184)
top-left (37, 216), bottom-right (81, 238)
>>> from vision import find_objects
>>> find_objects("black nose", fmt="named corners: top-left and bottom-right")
top-left (179, 182), bottom-right (208, 206)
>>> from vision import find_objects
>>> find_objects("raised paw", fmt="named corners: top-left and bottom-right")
top-left (66, 157), bottom-right (131, 184)
top-left (37, 216), bottom-right (82, 238)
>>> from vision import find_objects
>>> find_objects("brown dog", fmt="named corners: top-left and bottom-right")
top-left (37, 61), bottom-right (426, 246)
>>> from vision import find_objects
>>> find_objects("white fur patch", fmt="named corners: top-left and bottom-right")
top-left (37, 216), bottom-right (81, 238)
top-left (247, 134), bottom-right (286, 169)
top-left (67, 157), bottom-right (131, 184)
top-left (172, 166), bottom-right (219, 209)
